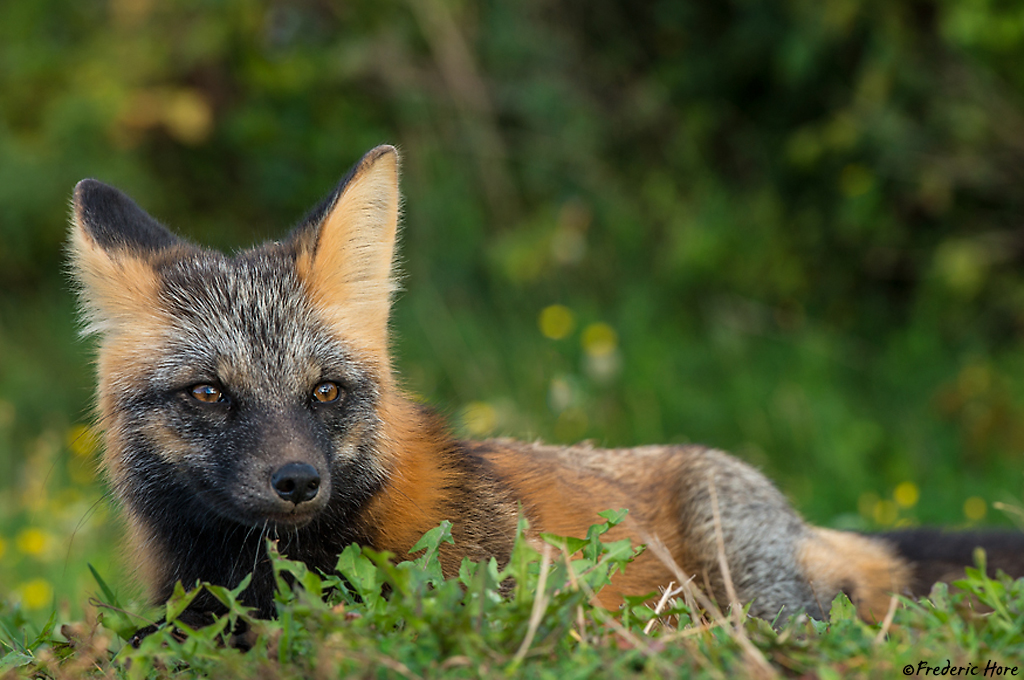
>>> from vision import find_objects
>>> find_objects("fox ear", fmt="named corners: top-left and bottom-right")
top-left (69, 180), bottom-right (181, 335)
top-left (293, 145), bottom-right (401, 355)
top-left (72, 180), bottom-right (182, 255)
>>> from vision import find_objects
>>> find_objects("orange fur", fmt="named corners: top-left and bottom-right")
top-left (72, 218), bottom-right (174, 484)
top-left (361, 398), bottom-right (461, 556)
top-left (480, 444), bottom-right (692, 606)
top-left (125, 517), bottom-right (167, 603)
top-left (797, 527), bottom-right (911, 621)
top-left (69, 224), bottom-right (167, 339)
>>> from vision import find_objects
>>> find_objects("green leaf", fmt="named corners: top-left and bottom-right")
top-left (601, 538), bottom-right (638, 564)
top-left (504, 514), bottom-right (540, 603)
top-left (540, 533), bottom-right (587, 555)
top-left (0, 650), bottom-right (33, 672)
top-left (828, 591), bottom-right (857, 622)
top-left (336, 544), bottom-right (384, 603)
top-left (458, 556), bottom-right (479, 587)
top-left (410, 519), bottom-right (455, 555)
top-left (206, 572), bottom-right (253, 614)
top-left (298, 569), bottom-right (325, 599)
top-left (87, 563), bottom-right (119, 606)
top-left (411, 520), bottom-right (453, 583)
top-left (27, 610), bottom-right (55, 651)
top-left (597, 508), bottom-right (629, 527)
top-left (88, 563), bottom-right (137, 640)
top-left (165, 581), bottom-right (201, 624)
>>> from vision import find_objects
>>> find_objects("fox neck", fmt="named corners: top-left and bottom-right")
top-left (357, 391), bottom-right (522, 575)
top-left (357, 391), bottom-right (469, 556)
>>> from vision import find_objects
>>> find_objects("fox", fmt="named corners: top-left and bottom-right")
top-left (69, 145), bottom-right (1024, 633)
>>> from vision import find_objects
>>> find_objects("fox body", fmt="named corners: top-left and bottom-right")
top-left (70, 146), bottom-right (1022, 628)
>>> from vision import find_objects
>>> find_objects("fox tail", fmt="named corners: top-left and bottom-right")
top-left (878, 527), bottom-right (1024, 595)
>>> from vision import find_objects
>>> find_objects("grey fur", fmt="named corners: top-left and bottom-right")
top-left (673, 449), bottom-right (820, 619)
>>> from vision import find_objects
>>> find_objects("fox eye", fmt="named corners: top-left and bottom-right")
top-left (312, 381), bottom-right (342, 404)
top-left (190, 384), bottom-right (225, 403)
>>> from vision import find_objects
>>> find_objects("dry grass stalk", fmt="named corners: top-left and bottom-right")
top-left (872, 593), bottom-right (899, 646)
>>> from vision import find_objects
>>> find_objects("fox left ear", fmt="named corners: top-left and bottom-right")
top-left (293, 145), bottom-right (401, 356)
top-left (69, 180), bottom-right (185, 336)
top-left (72, 180), bottom-right (182, 255)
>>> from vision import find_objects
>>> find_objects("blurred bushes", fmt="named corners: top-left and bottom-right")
top-left (2, 0), bottom-right (1024, 587)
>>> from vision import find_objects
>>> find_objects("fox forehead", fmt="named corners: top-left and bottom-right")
top-left (144, 244), bottom-right (373, 395)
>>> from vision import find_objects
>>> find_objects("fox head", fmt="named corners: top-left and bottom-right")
top-left (69, 147), bottom-right (405, 587)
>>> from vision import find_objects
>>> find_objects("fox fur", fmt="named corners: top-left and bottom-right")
top-left (69, 145), bottom-right (1024, 630)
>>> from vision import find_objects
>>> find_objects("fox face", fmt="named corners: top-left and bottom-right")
top-left (70, 147), bottom-right (411, 616)
top-left (112, 249), bottom-right (385, 525)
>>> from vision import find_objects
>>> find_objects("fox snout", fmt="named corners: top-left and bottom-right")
top-left (186, 408), bottom-right (338, 527)
top-left (226, 456), bottom-right (329, 527)
top-left (237, 428), bottom-right (334, 525)
top-left (271, 462), bottom-right (321, 505)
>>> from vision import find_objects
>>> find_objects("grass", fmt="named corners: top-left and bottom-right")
top-left (1, 511), bottom-right (1023, 679)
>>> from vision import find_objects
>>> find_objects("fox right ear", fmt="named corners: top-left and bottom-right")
top-left (69, 180), bottom-right (182, 336)
top-left (291, 146), bottom-right (401, 357)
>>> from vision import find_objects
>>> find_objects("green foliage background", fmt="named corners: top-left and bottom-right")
top-left (1, 0), bottom-right (1024, 621)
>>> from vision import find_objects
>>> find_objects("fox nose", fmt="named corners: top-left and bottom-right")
top-left (271, 462), bottom-right (321, 504)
